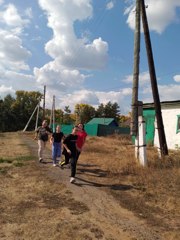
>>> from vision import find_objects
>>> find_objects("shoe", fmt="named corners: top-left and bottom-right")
top-left (60, 160), bottom-right (65, 166)
top-left (39, 158), bottom-right (43, 163)
top-left (70, 177), bottom-right (75, 183)
top-left (53, 164), bottom-right (56, 167)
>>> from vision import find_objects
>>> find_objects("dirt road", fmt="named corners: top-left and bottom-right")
top-left (19, 134), bottom-right (162, 240)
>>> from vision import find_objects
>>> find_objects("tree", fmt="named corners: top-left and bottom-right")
top-left (12, 91), bottom-right (42, 130)
top-left (0, 95), bottom-right (16, 131)
top-left (96, 101), bottom-right (120, 121)
top-left (63, 106), bottom-right (73, 124)
top-left (74, 103), bottom-right (96, 124)
top-left (55, 109), bottom-right (64, 124)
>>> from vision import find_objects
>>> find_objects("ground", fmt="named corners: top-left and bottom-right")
top-left (0, 132), bottom-right (179, 240)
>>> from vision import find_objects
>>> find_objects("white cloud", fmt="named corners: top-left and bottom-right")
top-left (0, 4), bottom-right (30, 28)
top-left (125, 0), bottom-right (180, 34)
top-left (0, 84), bottom-right (15, 98)
top-left (0, 30), bottom-right (31, 71)
top-left (158, 84), bottom-right (180, 101)
top-left (34, 60), bottom-right (87, 91)
top-left (53, 88), bottom-right (132, 114)
top-left (173, 75), bottom-right (180, 82)
top-left (122, 71), bottom-right (150, 86)
top-left (38, 0), bottom-right (108, 70)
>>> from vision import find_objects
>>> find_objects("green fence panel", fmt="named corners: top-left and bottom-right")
top-left (51, 123), bottom-right (129, 137)
top-left (98, 124), bottom-right (130, 136)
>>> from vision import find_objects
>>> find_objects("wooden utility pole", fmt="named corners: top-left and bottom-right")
top-left (140, 0), bottom-right (168, 156)
top-left (42, 85), bottom-right (46, 120)
top-left (50, 95), bottom-right (55, 132)
top-left (131, 0), bottom-right (141, 136)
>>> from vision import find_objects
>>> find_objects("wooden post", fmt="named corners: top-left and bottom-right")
top-left (131, 0), bottom-right (141, 137)
top-left (42, 85), bottom-right (46, 120)
top-left (141, 0), bottom-right (168, 156)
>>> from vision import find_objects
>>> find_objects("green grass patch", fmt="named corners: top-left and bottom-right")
top-left (14, 155), bottom-right (34, 161)
top-left (0, 158), bottom-right (13, 164)
top-left (0, 167), bottom-right (8, 174)
top-left (13, 161), bottom-right (24, 167)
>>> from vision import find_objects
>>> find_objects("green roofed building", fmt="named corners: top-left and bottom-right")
top-left (87, 118), bottom-right (119, 127)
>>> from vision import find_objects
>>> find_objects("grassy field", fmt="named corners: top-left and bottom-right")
top-left (0, 132), bottom-right (179, 239)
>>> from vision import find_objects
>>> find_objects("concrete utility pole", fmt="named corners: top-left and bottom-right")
top-left (141, 0), bottom-right (168, 156)
top-left (131, 0), bottom-right (141, 136)
top-left (42, 85), bottom-right (46, 120)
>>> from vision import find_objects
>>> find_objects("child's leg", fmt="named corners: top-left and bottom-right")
top-left (70, 156), bottom-right (77, 178)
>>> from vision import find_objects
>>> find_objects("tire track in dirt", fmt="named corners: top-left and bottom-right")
top-left (22, 134), bottom-right (162, 240)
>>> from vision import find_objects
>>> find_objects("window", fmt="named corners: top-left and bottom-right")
top-left (176, 115), bottom-right (180, 133)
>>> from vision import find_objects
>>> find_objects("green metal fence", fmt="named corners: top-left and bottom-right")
top-left (51, 123), bottom-right (130, 136)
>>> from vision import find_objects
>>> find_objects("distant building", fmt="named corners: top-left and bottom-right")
top-left (87, 118), bottom-right (119, 127)
top-left (86, 118), bottom-right (129, 136)
top-left (143, 100), bottom-right (180, 150)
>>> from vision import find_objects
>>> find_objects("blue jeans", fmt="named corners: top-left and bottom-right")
top-left (52, 142), bottom-right (61, 164)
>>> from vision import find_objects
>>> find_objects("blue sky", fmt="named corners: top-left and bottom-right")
top-left (0, 0), bottom-right (180, 114)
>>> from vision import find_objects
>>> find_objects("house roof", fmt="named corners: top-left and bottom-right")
top-left (143, 100), bottom-right (180, 109)
top-left (87, 118), bottom-right (116, 125)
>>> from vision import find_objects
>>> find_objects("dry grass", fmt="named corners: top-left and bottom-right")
top-left (80, 134), bottom-right (180, 239)
top-left (0, 132), bottom-right (179, 239)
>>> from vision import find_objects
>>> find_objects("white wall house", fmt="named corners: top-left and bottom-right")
top-left (143, 101), bottom-right (180, 150)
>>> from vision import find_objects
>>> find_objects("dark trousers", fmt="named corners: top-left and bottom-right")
top-left (63, 150), bottom-right (78, 177)
top-left (76, 150), bottom-right (81, 161)
top-left (70, 156), bottom-right (77, 177)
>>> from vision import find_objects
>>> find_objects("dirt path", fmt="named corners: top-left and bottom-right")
top-left (21, 134), bottom-right (162, 240)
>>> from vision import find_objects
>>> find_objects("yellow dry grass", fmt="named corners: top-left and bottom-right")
top-left (0, 131), bottom-right (179, 240)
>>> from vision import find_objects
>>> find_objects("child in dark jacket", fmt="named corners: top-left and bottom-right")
top-left (61, 126), bottom-right (78, 183)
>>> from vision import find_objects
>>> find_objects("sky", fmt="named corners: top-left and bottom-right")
top-left (0, 0), bottom-right (180, 115)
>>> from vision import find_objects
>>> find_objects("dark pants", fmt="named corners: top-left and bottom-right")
top-left (76, 150), bottom-right (81, 161)
top-left (70, 156), bottom-right (77, 177)
top-left (62, 150), bottom-right (78, 177)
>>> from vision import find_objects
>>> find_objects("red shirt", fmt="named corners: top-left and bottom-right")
top-left (76, 130), bottom-right (87, 149)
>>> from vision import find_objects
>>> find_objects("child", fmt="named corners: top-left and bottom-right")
top-left (76, 123), bottom-right (87, 161)
top-left (35, 120), bottom-right (52, 163)
top-left (61, 126), bottom-right (78, 183)
top-left (50, 125), bottom-right (64, 166)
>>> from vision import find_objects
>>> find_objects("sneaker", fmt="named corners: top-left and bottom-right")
top-left (53, 164), bottom-right (56, 167)
top-left (70, 177), bottom-right (75, 183)
top-left (39, 158), bottom-right (43, 163)
top-left (60, 160), bottom-right (65, 166)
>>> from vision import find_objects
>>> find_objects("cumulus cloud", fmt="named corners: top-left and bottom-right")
top-left (53, 88), bottom-right (132, 114)
top-left (122, 71), bottom-right (151, 86)
top-left (0, 84), bottom-right (15, 98)
top-left (173, 75), bottom-right (180, 82)
top-left (0, 4), bottom-right (30, 28)
top-left (34, 60), bottom-right (87, 91)
top-left (125, 0), bottom-right (180, 34)
top-left (0, 30), bottom-right (31, 71)
top-left (38, 0), bottom-right (108, 70)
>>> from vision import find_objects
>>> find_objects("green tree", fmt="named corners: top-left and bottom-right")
top-left (55, 109), bottom-right (64, 124)
top-left (96, 101), bottom-right (120, 121)
top-left (12, 91), bottom-right (42, 130)
top-left (0, 95), bottom-right (16, 131)
top-left (74, 103), bottom-right (96, 124)
top-left (63, 106), bottom-right (73, 124)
